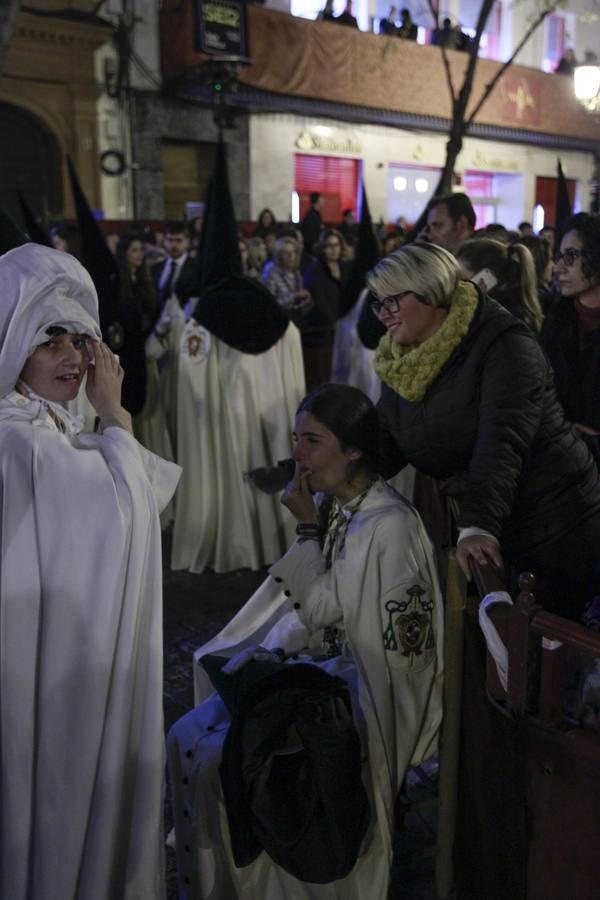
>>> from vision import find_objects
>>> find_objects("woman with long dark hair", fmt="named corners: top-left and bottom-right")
top-left (115, 233), bottom-right (172, 460)
top-left (252, 207), bottom-right (277, 238)
top-left (302, 228), bottom-right (351, 389)
top-left (540, 212), bottom-right (600, 462)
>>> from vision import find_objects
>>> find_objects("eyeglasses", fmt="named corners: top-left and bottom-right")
top-left (370, 291), bottom-right (420, 315)
top-left (554, 248), bottom-right (584, 267)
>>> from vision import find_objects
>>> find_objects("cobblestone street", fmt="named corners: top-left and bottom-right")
top-left (162, 533), bottom-right (267, 899)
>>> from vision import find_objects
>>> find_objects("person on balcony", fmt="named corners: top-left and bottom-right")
top-left (555, 47), bottom-right (578, 75)
top-left (431, 17), bottom-right (461, 49)
top-left (335, 0), bottom-right (359, 28)
top-left (379, 5), bottom-right (398, 35)
top-left (397, 8), bottom-right (417, 40)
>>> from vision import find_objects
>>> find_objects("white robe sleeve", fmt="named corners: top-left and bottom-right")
top-left (100, 426), bottom-right (181, 513)
top-left (269, 540), bottom-right (343, 631)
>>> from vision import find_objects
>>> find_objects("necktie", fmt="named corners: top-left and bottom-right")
top-left (160, 259), bottom-right (176, 305)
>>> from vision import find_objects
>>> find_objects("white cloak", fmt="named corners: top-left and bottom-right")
top-left (331, 288), bottom-right (380, 403)
top-left (0, 400), bottom-right (181, 900)
top-left (171, 319), bottom-right (305, 573)
top-left (146, 295), bottom-right (189, 456)
top-left (168, 480), bottom-right (444, 899)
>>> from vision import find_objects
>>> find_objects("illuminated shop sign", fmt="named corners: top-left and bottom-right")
top-left (295, 130), bottom-right (362, 155)
top-left (468, 151), bottom-right (520, 173)
top-left (194, 0), bottom-right (248, 58)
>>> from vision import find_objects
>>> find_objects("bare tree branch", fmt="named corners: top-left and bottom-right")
top-left (466, 4), bottom-right (557, 127)
top-left (456, 0), bottom-right (496, 114)
top-left (426, 0), bottom-right (457, 105)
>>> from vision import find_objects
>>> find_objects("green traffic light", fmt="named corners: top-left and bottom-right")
top-left (215, 83), bottom-right (222, 92)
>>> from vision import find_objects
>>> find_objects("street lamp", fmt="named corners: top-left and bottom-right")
top-left (574, 65), bottom-right (600, 112)
top-left (574, 63), bottom-right (600, 212)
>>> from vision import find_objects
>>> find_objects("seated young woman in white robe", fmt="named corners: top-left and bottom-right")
top-left (0, 244), bottom-right (181, 900)
top-left (167, 384), bottom-right (444, 900)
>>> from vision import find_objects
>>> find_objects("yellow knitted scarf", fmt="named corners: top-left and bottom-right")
top-left (373, 281), bottom-right (479, 401)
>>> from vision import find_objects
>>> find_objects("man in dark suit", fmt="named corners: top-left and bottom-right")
top-left (152, 221), bottom-right (196, 310)
top-left (300, 193), bottom-right (323, 255)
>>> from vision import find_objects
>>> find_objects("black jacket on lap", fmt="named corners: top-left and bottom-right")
top-left (378, 295), bottom-right (600, 558)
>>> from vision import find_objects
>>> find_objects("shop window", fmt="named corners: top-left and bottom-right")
top-left (463, 172), bottom-right (496, 228)
top-left (294, 153), bottom-right (361, 223)
top-left (542, 14), bottom-right (566, 73)
top-left (463, 171), bottom-right (495, 229)
top-left (387, 163), bottom-right (440, 227)
top-left (464, 171), bottom-right (494, 196)
top-left (464, 170), bottom-right (525, 230)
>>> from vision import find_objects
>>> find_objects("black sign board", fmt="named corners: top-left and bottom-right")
top-left (194, 0), bottom-right (249, 59)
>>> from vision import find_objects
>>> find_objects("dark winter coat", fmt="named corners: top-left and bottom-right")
top-left (377, 295), bottom-right (600, 558)
top-left (540, 296), bottom-right (600, 461)
top-left (300, 207), bottom-right (323, 255)
top-left (302, 257), bottom-right (350, 345)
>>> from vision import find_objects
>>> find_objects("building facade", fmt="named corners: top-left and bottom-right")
top-left (1, 0), bottom-right (598, 228)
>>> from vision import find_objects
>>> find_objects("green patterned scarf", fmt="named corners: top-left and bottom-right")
top-left (373, 281), bottom-right (479, 401)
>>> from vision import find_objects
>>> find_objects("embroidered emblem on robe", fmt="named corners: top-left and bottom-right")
top-left (181, 321), bottom-right (211, 362)
top-left (383, 584), bottom-right (435, 657)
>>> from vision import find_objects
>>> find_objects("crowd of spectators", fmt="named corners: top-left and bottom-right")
top-left (48, 189), bottom-right (600, 486)
top-left (10, 175), bottom-right (600, 900)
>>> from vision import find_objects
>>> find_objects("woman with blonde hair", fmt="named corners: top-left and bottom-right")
top-left (368, 241), bottom-right (600, 621)
top-left (456, 236), bottom-right (544, 332)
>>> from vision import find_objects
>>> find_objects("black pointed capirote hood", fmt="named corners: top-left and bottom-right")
top-left (340, 183), bottom-right (381, 318)
top-left (66, 156), bottom-right (120, 335)
top-left (188, 136), bottom-right (288, 353)
top-left (193, 135), bottom-right (243, 297)
top-left (555, 158), bottom-right (573, 254)
top-left (0, 208), bottom-right (29, 255)
top-left (193, 273), bottom-right (290, 354)
top-left (17, 191), bottom-right (52, 247)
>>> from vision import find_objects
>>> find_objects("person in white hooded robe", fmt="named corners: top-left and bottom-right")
top-left (0, 243), bottom-right (181, 900)
top-left (167, 383), bottom-right (443, 900)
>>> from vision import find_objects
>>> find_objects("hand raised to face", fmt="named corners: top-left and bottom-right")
top-left (86, 342), bottom-right (132, 433)
top-left (281, 462), bottom-right (319, 524)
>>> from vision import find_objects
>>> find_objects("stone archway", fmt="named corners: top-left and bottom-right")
top-left (0, 101), bottom-right (63, 227)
